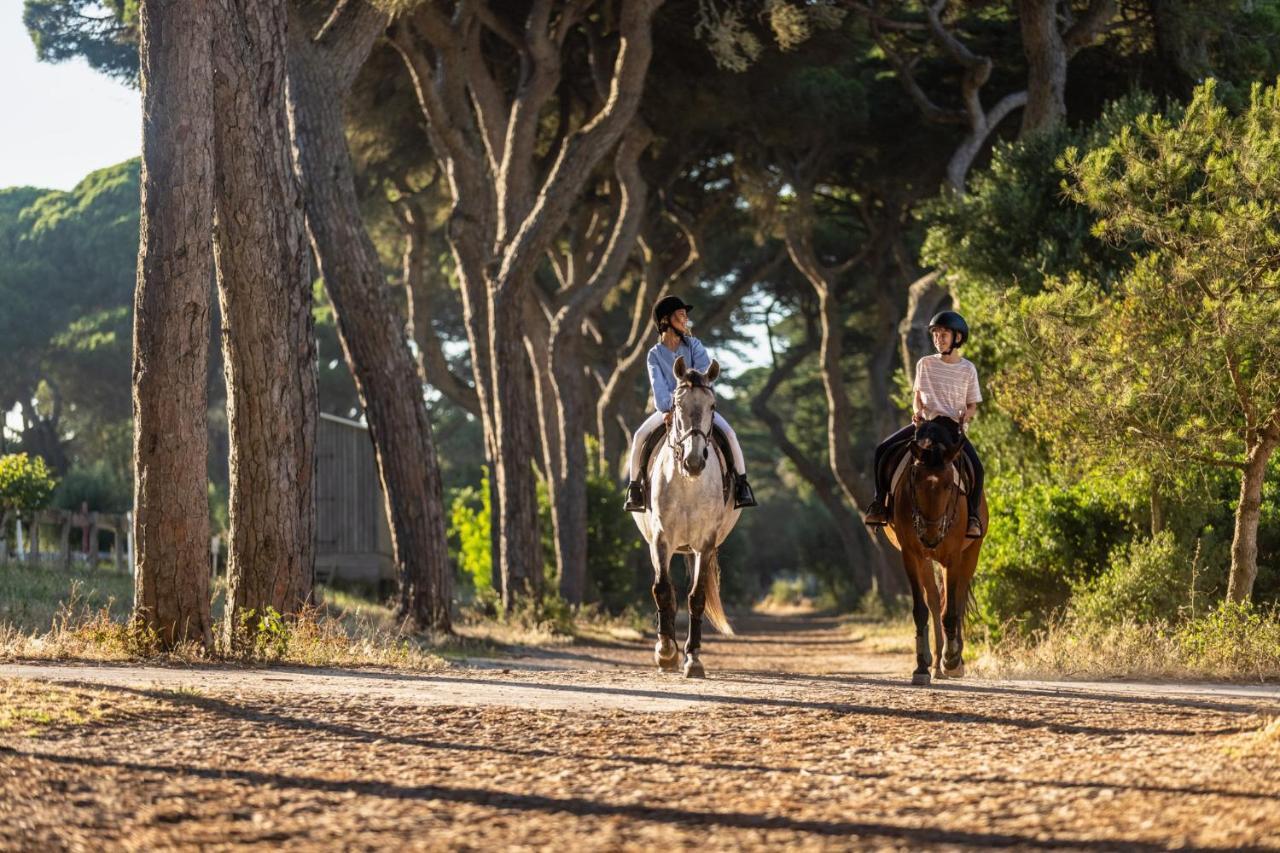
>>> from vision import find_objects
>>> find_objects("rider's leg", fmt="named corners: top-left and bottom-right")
top-left (712, 412), bottom-right (757, 508)
top-left (625, 410), bottom-right (666, 512)
top-left (866, 424), bottom-right (915, 524)
top-left (961, 437), bottom-right (985, 537)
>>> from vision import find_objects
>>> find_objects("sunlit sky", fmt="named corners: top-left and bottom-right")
top-left (0, 0), bottom-right (140, 191)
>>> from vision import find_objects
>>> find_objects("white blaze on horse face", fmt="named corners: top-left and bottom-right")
top-left (674, 385), bottom-right (714, 475)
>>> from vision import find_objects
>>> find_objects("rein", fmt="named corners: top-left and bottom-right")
top-left (907, 460), bottom-right (960, 549)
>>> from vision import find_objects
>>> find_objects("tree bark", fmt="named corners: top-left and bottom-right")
top-left (1018, 0), bottom-right (1117, 138)
top-left (1226, 430), bottom-right (1279, 603)
top-left (212, 0), bottom-right (317, 635)
top-left (132, 0), bottom-right (215, 649)
top-left (287, 3), bottom-right (453, 631)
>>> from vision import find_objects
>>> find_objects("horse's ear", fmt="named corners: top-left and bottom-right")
top-left (706, 360), bottom-right (720, 383)
top-left (673, 356), bottom-right (687, 380)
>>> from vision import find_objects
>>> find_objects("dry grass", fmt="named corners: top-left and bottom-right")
top-left (972, 605), bottom-right (1280, 682)
top-left (0, 574), bottom-right (447, 671)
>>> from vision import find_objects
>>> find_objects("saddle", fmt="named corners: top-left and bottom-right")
top-left (640, 422), bottom-right (734, 505)
top-left (880, 441), bottom-right (975, 511)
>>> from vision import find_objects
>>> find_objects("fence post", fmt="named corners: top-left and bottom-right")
top-left (61, 510), bottom-right (73, 570)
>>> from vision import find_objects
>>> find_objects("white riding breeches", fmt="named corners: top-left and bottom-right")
top-left (628, 410), bottom-right (747, 480)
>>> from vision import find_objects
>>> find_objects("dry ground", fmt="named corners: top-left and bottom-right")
top-left (2, 613), bottom-right (1278, 851)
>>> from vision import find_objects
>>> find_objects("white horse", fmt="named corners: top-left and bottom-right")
top-left (633, 356), bottom-right (740, 678)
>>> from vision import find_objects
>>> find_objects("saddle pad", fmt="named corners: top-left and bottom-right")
top-left (642, 423), bottom-right (733, 505)
top-left (890, 452), bottom-right (968, 496)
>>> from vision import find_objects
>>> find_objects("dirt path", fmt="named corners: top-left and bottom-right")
top-left (2, 613), bottom-right (1278, 850)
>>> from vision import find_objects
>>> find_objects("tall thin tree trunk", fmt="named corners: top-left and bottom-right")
top-left (212, 0), bottom-right (317, 636)
top-left (550, 336), bottom-right (591, 604)
top-left (287, 21), bottom-right (453, 631)
top-left (1226, 435), bottom-right (1278, 602)
top-left (132, 0), bottom-right (215, 649)
top-left (489, 292), bottom-right (544, 604)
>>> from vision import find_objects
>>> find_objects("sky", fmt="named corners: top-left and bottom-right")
top-left (0, 0), bottom-right (140, 191)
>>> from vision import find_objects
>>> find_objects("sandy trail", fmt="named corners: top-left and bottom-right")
top-left (2, 613), bottom-right (1278, 850)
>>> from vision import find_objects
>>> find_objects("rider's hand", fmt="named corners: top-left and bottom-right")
top-left (663, 411), bottom-right (673, 427)
top-left (911, 411), bottom-right (924, 426)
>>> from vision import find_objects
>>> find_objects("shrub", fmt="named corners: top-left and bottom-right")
top-left (1071, 531), bottom-right (1198, 626)
top-left (973, 478), bottom-right (1137, 637)
top-left (449, 474), bottom-right (492, 597)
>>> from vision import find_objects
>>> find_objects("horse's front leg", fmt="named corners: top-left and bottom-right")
top-left (902, 552), bottom-right (933, 686)
top-left (650, 539), bottom-right (679, 672)
top-left (943, 544), bottom-right (981, 677)
top-left (683, 550), bottom-right (709, 679)
top-left (923, 562), bottom-right (945, 680)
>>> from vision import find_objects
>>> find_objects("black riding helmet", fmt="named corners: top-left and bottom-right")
top-left (653, 295), bottom-right (694, 334)
top-left (928, 310), bottom-right (969, 352)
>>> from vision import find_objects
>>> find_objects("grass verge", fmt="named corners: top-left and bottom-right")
top-left (972, 602), bottom-right (1280, 682)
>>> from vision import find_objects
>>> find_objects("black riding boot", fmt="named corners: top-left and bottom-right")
top-left (624, 479), bottom-right (647, 513)
top-left (863, 497), bottom-right (890, 526)
top-left (733, 474), bottom-right (758, 509)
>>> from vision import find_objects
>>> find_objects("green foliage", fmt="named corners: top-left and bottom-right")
top-left (0, 453), bottom-right (58, 517)
top-left (51, 460), bottom-right (129, 512)
top-left (1005, 80), bottom-right (1280, 474)
top-left (1178, 600), bottom-right (1280, 673)
top-left (449, 472), bottom-right (492, 597)
top-left (973, 476), bottom-right (1138, 637)
top-left (582, 437), bottom-right (645, 612)
top-left (23, 0), bottom-right (138, 85)
top-left (1071, 531), bottom-right (1201, 627)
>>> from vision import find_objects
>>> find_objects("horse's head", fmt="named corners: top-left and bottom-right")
top-left (907, 419), bottom-right (965, 548)
top-left (671, 355), bottom-right (719, 476)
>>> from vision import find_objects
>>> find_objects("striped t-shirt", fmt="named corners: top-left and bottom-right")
top-left (914, 355), bottom-right (982, 422)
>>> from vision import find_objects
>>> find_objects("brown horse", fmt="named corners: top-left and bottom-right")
top-left (882, 419), bottom-right (987, 686)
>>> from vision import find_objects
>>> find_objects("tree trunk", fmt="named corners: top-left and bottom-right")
top-left (1226, 434), bottom-right (1278, 602)
top-left (399, 204), bottom-right (480, 418)
top-left (550, 335), bottom-right (591, 604)
top-left (132, 0), bottom-right (215, 649)
top-left (287, 17), bottom-right (453, 631)
top-left (1017, 0), bottom-right (1068, 137)
top-left (212, 0), bottom-right (317, 636)
top-left (489, 292), bottom-right (544, 605)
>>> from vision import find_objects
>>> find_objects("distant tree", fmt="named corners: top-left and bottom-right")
top-left (0, 453), bottom-right (57, 522)
top-left (1003, 80), bottom-right (1280, 602)
top-left (131, 0), bottom-right (215, 649)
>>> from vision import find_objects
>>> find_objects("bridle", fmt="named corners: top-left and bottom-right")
top-left (668, 386), bottom-right (715, 468)
top-left (907, 455), bottom-right (960, 549)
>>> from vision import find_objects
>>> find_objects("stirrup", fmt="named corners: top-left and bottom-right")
top-left (863, 501), bottom-right (889, 527)
top-left (733, 475), bottom-right (757, 509)
top-left (965, 516), bottom-right (983, 538)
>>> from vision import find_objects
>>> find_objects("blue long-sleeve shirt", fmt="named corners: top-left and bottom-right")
top-left (647, 335), bottom-right (710, 413)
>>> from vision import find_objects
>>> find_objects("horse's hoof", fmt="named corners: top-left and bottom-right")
top-left (683, 656), bottom-right (705, 679)
top-left (911, 671), bottom-right (931, 686)
top-left (655, 638), bottom-right (679, 672)
top-left (943, 662), bottom-right (965, 678)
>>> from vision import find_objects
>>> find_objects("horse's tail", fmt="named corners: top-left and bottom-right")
top-left (699, 549), bottom-right (734, 636)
